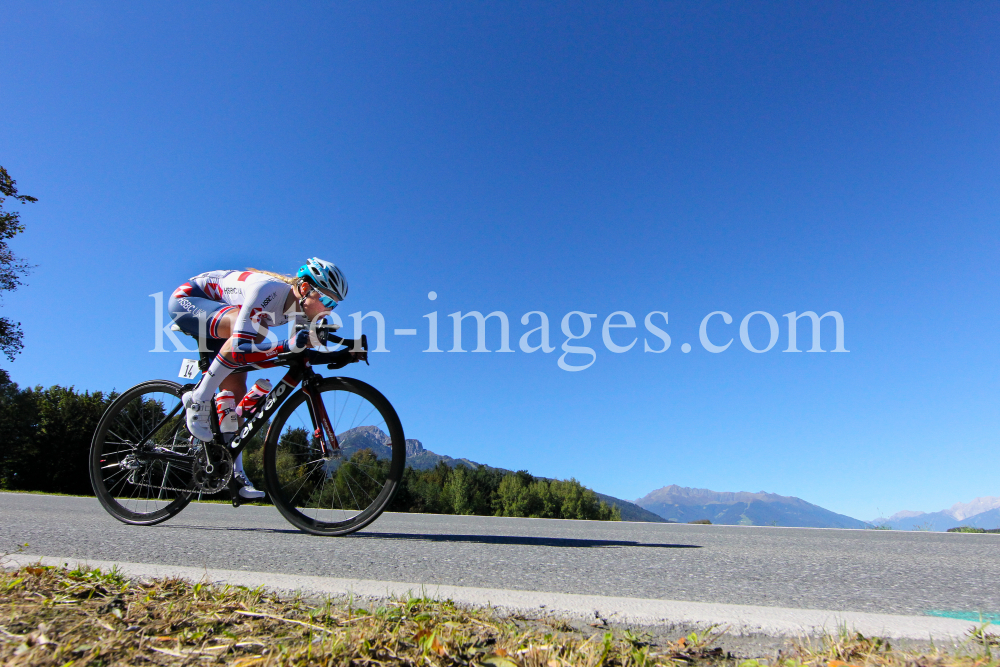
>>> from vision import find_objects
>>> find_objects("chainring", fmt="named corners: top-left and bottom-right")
top-left (191, 443), bottom-right (233, 494)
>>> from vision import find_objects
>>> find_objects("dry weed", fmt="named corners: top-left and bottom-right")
top-left (1, 564), bottom-right (997, 667)
top-left (0, 564), bottom-right (726, 666)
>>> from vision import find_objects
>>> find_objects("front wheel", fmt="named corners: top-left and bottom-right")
top-left (263, 377), bottom-right (405, 536)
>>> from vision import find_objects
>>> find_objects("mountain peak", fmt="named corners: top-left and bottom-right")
top-left (635, 485), bottom-right (799, 507)
top-left (634, 484), bottom-right (866, 528)
top-left (947, 496), bottom-right (1000, 521)
top-left (884, 509), bottom-right (925, 522)
top-left (874, 496), bottom-right (1000, 528)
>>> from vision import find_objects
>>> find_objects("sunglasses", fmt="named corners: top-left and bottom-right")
top-left (303, 282), bottom-right (340, 310)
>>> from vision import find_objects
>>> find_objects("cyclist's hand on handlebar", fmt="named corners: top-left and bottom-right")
top-left (308, 323), bottom-right (340, 348)
top-left (279, 328), bottom-right (314, 354)
top-left (307, 329), bottom-right (327, 348)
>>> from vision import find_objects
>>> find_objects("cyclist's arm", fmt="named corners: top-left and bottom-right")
top-left (232, 331), bottom-right (308, 355)
top-left (228, 282), bottom-right (304, 356)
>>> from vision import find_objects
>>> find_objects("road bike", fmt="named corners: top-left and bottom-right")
top-left (88, 325), bottom-right (406, 536)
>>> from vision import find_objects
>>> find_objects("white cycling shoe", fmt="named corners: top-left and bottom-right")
top-left (234, 471), bottom-right (265, 499)
top-left (183, 393), bottom-right (214, 442)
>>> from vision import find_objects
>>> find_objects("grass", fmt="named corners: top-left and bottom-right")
top-left (0, 489), bottom-right (89, 497)
top-left (947, 527), bottom-right (1000, 534)
top-left (0, 488), bottom-right (265, 505)
top-left (2, 563), bottom-right (1000, 667)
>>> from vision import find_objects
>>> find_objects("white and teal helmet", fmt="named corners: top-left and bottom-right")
top-left (297, 257), bottom-right (348, 301)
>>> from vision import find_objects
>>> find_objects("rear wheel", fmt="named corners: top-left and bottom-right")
top-left (263, 377), bottom-right (405, 536)
top-left (89, 380), bottom-right (194, 525)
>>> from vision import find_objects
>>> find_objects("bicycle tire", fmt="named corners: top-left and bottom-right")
top-left (89, 380), bottom-right (193, 525)
top-left (263, 376), bottom-right (405, 536)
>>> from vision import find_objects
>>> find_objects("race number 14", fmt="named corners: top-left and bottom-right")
top-left (179, 358), bottom-right (200, 380)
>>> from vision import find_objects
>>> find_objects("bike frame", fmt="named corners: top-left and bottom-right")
top-left (139, 334), bottom-right (365, 468)
top-left (223, 354), bottom-right (338, 458)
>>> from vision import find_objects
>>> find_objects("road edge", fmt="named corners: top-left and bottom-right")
top-left (3, 553), bottom-right (975, 642)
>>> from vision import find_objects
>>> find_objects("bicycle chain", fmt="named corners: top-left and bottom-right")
top-left (122, 443), bottom-right (233, 495)
top-left (128, 479), bottom-right (198, 495)
top-left (128, 471), bottom-right (233, 495)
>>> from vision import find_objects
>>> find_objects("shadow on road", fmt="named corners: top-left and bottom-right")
top-left (158, 526), bottom-right (701, 549)
top-left (353, 533), bottom-right (702, 549)
top-left (163, 525), bottom-right (302, 535)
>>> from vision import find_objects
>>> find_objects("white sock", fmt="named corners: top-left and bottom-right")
top-left (234, 453), bottom-right (245, 475)
top-left (192, 354), bottom-right (236, 403)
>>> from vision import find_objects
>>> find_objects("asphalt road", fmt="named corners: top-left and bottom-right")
top-left (3, 492), bottom-right (999, 620)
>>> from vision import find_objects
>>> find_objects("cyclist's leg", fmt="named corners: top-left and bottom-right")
top-left (207, 308), bottom-right (253, 401)
top-left (168, 293), bottom-right (239, 438)
top-left (220, 372), bottom-right (248, 402)
top-left (173, 291), bottom-right (273, 426)
top-left (167, 290), bottom-right (236, 352)
top-left (170, 294), bottom-right (269, 496)
top-left (213, 309), bottom-right (249, 399)
top-left (209, 307), bottom-right (240, 339)
top-left (207, 311), bottom-right (264, 497)
top-left (194, 311), bottom-right (276, 400)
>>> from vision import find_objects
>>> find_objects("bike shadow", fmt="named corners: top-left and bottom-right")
top-left (353, 532), bottom-right (702, 549)
top-left (162, 524), bottom-right (303, 535)
top-left (159, 526), bottom-right (700, 549)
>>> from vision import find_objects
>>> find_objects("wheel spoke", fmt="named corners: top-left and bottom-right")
top-left (265, 379), bottom-right (404, 535)
top-left (91, 383), bottom-right (191, 525)
top-left (278, 456), bottom-right (328, 474)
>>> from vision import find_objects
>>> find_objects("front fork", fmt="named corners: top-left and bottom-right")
top-left (302, 374), bottom-right (339, 457)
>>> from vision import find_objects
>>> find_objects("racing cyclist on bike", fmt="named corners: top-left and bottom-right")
top-left (167, 258), bottom-right (348, 499)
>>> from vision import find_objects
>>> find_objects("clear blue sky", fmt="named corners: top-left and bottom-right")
top-left (3, 2), bottom-right (998, 521)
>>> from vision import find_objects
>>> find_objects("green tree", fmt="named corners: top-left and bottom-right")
top-left (272, 427), bottom-right (319, 503)
top-left (0, 383), bottom-right (114, 494)
top-left (464, 465), bottom-right (503, 515)
top-left (32, 386), bottom-right (114, 494)
top-left (0, 166), bottom-right (36, 377)
top-left (528, 479), bottom-right (557, 517)
top-left (0, 376), bottom-right (40, 489)
top-left (495, 470), bottom-right (534, 517)
top-left (491, 472), bottom-right (620, 520)
top-left (445, 464), bottom-right (474, 515)
top-left (406, 461), bottom-right (453, 514)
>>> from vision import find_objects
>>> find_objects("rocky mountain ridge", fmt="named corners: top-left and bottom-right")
top-left (635, 485), bottom-right (868, 529)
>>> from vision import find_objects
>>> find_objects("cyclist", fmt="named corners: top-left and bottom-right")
top-left (167, 258), bottom-right (348, 499)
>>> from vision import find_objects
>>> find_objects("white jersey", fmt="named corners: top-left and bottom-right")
top-left (190, 270), bottom-right (295, 337)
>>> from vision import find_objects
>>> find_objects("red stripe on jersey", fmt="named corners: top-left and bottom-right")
top-left (215, 353), bottom-right (241, 370)
top-left (204, 283), bottom-right (223, 300)
top-left (231, 349), bottom-right (281, 365)
top-left (238, 271), bottom-right (252, 282)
